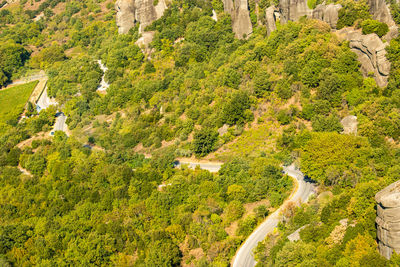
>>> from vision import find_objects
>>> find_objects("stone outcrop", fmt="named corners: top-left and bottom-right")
top-left (223, 0), bottom-right (252, 39)
top-left (278, 0), bottom-right (312, 24)
top-left (336, 28), bottom-right (391, 87)
top-left (116, 0), bottom-right (136, 34)
top-left (312, 3), bottom-right (341, 29)
top-left (265, 3), bottom-right (341, 35)
top-left (368, 0), bottom-right (398, 41)
top-left (115, 0), bottom-right (167, 34)
top-left (376, 180), bottom-right (400, 259)
top-left (341, 115), bottom-right (357, 135)
top-left (265, 6), bottom-right (279, 35)
top-left (369, 0), bottom-right (396, 27)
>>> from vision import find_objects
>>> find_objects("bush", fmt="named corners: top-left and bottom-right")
top-left (361, 19), bottom-right (389, 38)
top-left (337, 1), bottom-right (371, 29)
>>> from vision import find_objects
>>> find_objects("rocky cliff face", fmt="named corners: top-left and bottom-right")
top-left (115, 0), bottom-right (167, 34)
top-left (312, 3), bottom-right (341, 29)
top-left (278, 0), bottom-right (312, 24)
top-left (265, 3), bottom-right (341, 35)
top-left (223, 0), bottom-right (252, 39)
top-left (336, 28), bottom-right (390, 87)
top-left (376, 180), bottom-right (400, 259)
top-left (368, 0), bottom-right (398, 41)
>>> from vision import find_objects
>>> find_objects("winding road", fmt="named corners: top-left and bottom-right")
top-left (232, 165), bottom-right (314, 267)
top-left (173, 161), bottom-right (314, 266)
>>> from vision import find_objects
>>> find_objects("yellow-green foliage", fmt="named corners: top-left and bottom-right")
top-left (0, 81), bottom-right (38, 123)
top-left (214, 120), bottom-right (279, 161)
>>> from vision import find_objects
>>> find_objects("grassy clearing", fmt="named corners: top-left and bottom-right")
top-left (0, 81), bottom-right (38, 124)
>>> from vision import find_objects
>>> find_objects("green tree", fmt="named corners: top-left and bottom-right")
top-left (222, 91), bottom-right (251, 125)
top-left (192, 127), bottom-right (218, 156)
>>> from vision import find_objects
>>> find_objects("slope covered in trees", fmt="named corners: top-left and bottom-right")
top-left (0, 0), bottom-right (400, 265)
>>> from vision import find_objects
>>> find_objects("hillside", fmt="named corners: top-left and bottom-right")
top-left (0, 0), bottom-right (400, 265)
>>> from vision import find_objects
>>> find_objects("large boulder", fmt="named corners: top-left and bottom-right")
top-left (336, 28), bottom-right (390, 87)
top-left (115, 0), bottom-right (167, 34)
top-left (340, 115), bottom-right (357, 135)
top-left (376, 180), bottom-right (400, 259)
top-left (312, 3), bottom-right (341, 28)
top-left (223, 0), bottom-right (252, 39)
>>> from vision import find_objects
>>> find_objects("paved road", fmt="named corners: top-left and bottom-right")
top-left (232, 165), bottom-right (314, 267)
top-left (174, 161), bottom-right (223, 173)
top-left (36, 86), bottom-right (58, 111)
top-left (51, 112), bottom-right (67, 135)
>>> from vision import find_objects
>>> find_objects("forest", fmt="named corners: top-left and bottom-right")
top-left (0, 0), bottom-right (400, 265)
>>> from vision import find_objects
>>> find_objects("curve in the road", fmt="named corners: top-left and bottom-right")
top-left (232, 165), bottom-right (314, 267)
top-left (173, 161), bottom-right (314, 266)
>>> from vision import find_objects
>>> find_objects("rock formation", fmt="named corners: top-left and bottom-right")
top-left (336, 28), bottom-right (391, 87)
top-left (369, 0), bottom-right (396, 27)
top-left (341, 115), bottom-right (358, 135)
top-left (368, 0), bottom-right (398, 41)
top-left (376, 180), bottom-right (400, 259)
top-left (115, 0), bottom-right (167, 34)
top-left (116, 0), bottom-right (136, 34)
top-left (265, 3), bottom-right (341, 35)
top-left (265, 6), bottom-right (279, 35)
top-left (278, 0), bottom-right (312, 24)
top-left (312, 3), bottom-right (341, 29)
top-left (223, 0), bottom-right (253, 39)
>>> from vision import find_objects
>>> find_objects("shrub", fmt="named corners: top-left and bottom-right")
top-left (361, 19), bottom-right (389, 38)
top-left (337, 0), bottom-right (371, 29)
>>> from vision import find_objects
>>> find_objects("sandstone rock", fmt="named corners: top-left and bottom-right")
top-left (279, 0), bottom-right (312, 24)
top-left (312, 3), bottom-right (341, 29)
top-left (377, 226), bottom-right (400, 247)
top-left (287, 225), bottom-right (308, 242)
top-left (116, 0), bottom-right (136, 34)
top-left (379, 242), bottom-right (394, 260)
top-left (341, 115), bottom-right (357, 135)
top-left (384, 27), bottom-right (399, 42)
top-left (376, 216), bottom-right (400, 232)
top-left (376, 180), bottom-right (400, 208)
top-left (218, 124), bottom-right (229, 136)
top-left (377, 205), bottom-right (400, 222)
top-left (336, 28), bottom-right (390, 87)
top-left (376, 180), bottom-right (400, 259)
top-left (223, 0), bottom-right (252, 39)
top-left (115, 0), bottom-right (167, 34)
top-left (368, 0), bottom-right (396, 27)
top-left (135, 31), bottom-right (155, 56)
top-left (368, 0), bottom-right (398, 41)
top-left (265, 6), bottom-right (278, 36)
